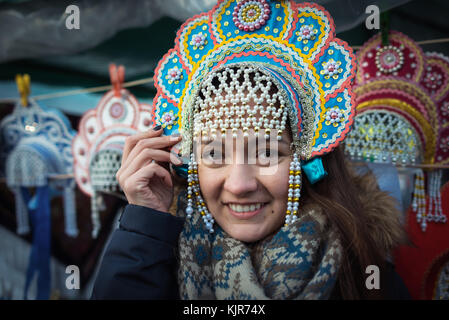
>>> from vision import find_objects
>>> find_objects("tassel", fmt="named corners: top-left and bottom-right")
top-left (22, 186), bottom-right (51, 300)
top-left (427, 171), bottom-right (436, 222)
top-left (63, 180), bottom-right (78, 238)
top-left (14, 187), bottom-right (30, 235)
top-left (90, 191), bottom-right (101, 238)
top-left (412, 169), bottom-right (427, 231)
top-left (433, 170), bottom-right (446, 223)
top-left (426, 170), bottom-right (447, 224)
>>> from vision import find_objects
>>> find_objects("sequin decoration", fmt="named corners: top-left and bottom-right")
top-left (375, 45), bottom-right (404, 74)
top-left (233, 0), bottom-right (270, 32)
top-left (297, 24), bottom-right (317, 42)
top-left (190, 32), bottom-right (208, 50)
top-left (166, 66), bottom-right (183, 84)
top-left (324, 107), bottom-right (344, 126)
top-left (321, 59), bottom-right (343, 79)
top-left (423, 70), bottom-right (443, 93)
top-left (161, 110), bottom-right (177, 129)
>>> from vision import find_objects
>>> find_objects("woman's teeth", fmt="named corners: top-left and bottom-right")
top-left (228, 203), bottom-right (264, 213)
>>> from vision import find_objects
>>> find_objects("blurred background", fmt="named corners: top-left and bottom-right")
top-left (0, 0), bottom-right (448, 300)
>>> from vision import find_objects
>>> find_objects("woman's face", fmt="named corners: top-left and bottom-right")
top-left (196, 128), bottom-right (293, 243)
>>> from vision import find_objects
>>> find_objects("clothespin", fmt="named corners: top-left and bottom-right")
top-left (109, 64), bottom-right (125, 98)
top-left (16, 74), bottom-right (31, 107)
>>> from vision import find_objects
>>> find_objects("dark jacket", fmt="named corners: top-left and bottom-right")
top-left (91, 204), bottom-right (411, 300)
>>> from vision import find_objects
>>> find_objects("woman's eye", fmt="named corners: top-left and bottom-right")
top-left (258, 149), bottom-right (275, 158)
top-left (202, 148), bottom-right (223, 161)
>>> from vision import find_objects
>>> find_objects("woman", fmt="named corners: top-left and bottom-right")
top-left (91, 0), bottom-right (409, 299)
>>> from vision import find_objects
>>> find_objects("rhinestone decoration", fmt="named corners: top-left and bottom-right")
top-left (423, 70), bottom-right (443, 92)
top-left (375, 45), bottom-right (404, 74)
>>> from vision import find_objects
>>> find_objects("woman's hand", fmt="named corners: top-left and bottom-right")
top-left (116, 126), bottom-right (183, 213)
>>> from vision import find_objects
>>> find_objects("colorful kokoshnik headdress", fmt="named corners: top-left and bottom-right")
top-left (345, 30), bottom-right (449, 231)
top-left (72, 65), bottom-right (154, 238)
top-left (0, 98), bottom-right (78, 237)
top-left (0, 94), bottom-right (77, 299)
top-left (151, 0), bottom-right (356, 232)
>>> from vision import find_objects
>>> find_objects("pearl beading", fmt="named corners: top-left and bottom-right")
top-left (412, 169), bottom-right (427, 231)
top-left (186, 152), bottom-right (215, 233)
top-left (193, 66), bottom-right (290, 142)
top-left (285, 152), bottom-right (301, 226)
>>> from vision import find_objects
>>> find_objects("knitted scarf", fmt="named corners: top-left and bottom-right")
top-left (176, 191), bottom-right (343, 300)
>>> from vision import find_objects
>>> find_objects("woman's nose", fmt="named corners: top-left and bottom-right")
top-left (223, 163), bottom-right (258, 196)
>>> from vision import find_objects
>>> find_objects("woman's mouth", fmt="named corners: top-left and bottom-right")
top-left (226, 202), bottom-right (267, 219)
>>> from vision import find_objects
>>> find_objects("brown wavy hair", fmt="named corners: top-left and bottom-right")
top-left (300, 146), bottom-right (405, 299)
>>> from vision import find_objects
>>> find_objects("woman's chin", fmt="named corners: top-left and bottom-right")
top-left (220, 223), bottom-right (268, 243)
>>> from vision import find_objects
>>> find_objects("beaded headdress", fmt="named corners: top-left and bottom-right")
top-left (72, 65), bottom-right (154, 237)
top-left (152, 0), bottom-right (356, 231)
top-left (0, 98), bottom-right (77, 299)
top-left (346, 31), bottom-right (449, 231)
top-left (0, 98), bottom-right (78, 237)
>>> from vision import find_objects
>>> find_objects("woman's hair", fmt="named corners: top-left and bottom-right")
top-left (301, 146), bottom-right (395, 299)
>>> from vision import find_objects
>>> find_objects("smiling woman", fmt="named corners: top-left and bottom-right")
top-left (191, 66), bottom-right (295, 243)
top-left (197, 130), bottom-right (292, 243)
top-left (91, 0), bottom-right (410, 300)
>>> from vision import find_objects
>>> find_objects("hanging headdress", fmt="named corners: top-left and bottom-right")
top-left (1, 99), bottom-right (77, 237)
top-left (72, 64), bottom-right (154, 238)
top-left (419, 52), bottom-right (449, 226)
top-left (0, 77), bottom-right (77, 299)
top-left (392, 51), bottom-right (449, 300)
top-left (152, 0), bottom-right (356, 231)
top-left (346, 30), bottom-right (448, 231)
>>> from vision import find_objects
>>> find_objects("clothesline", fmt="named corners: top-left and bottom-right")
top-left (31, 77), bottom-right (154, 100)
top-left (0, 77), bottom-right (155, 103)
top-left (1, 37), bottom-right (448, 103)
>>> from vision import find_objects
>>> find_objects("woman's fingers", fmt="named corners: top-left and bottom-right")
top-left (124, 160), bottom-right (173, 192)
top-left (124, 134), bottom-right (182, 167)
top-left (117, 148), bottom-right (180, 184)
top-left (122, 127), bottom-right (163, 165)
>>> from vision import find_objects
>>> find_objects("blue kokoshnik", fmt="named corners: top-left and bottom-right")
top-left (152, 0), bottom-right (356, 233)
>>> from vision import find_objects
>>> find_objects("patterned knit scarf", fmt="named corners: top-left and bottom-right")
top-left (176, 191), bottom-right (343, 300)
